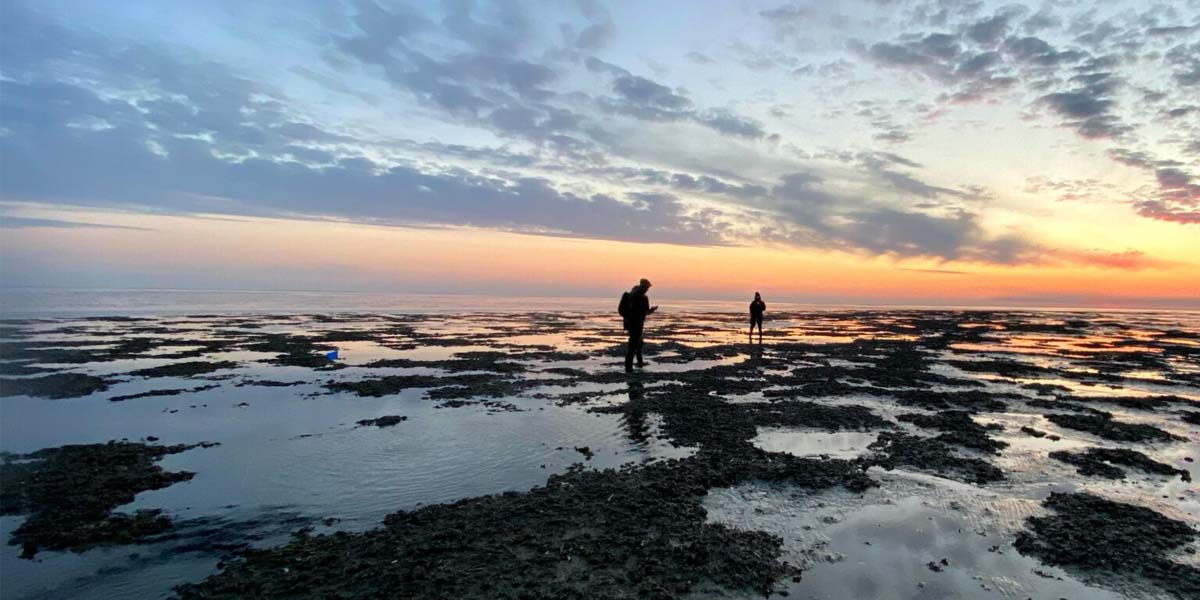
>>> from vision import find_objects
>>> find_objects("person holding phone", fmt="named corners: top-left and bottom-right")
top-left (618, 278), bottom-right (658, 371)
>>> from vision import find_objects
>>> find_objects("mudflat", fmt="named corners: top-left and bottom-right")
top-left (1, 309), bottom-right (1197, 599)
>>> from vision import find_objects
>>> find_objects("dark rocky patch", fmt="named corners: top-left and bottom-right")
top-left (308, 330), bottom-right (378, 343)
top-left (424, 377), bottom-right (563, 400)
top-left (1045, 412), bottom-right (1183, 443)
top-left (268, 353), bottom-right (345, 369)
top-left (1021, 382), bottom-right (1072, 396)
top-left (0, 336), bottom-right (206, 364)
top-left (998, 320), bottom-right (1087, 334)
top-left (481, 400), bottom-right (523, 412)
top-left (898, 411), bottom-right (1008, 453)
top-left (1049, 448), bottom-right (1190, 481)
top-left (0, 361), bottom-right (58, 376)
top-left (0, 372), bottom-right (111, 399)
top-left (243, 334), bottom-right (343, 370)
top-left (1019, 426), bottom-right (1055, 439)
top-left (882, 389), bottom-right (1012, 412)
top-left (356, 415), bottom-right (407, 428)
top-left (750, 400), bottom-right (892, 431)
top-left (946, 359), bottom-right (1049, 378)
top-left (325, 374), bottom-right (496, 397)
top-left (1014, 492), bottom-right (1199, 599)
top-left (1181, 410), bottom-right (1200, 425)
top-left (594, 381), bottom-right (889, 454)
top-left (129, 361), bottom-right (239, 378)
top-left (540, 366), bottom-right (589, 377)
top-left (235, 379), bottom-right (307, 388)
top-left (1026, 398), bottom-right (1112, 418)
top-left (110, 385), bottom-right (220, 402)
top-left (1062, 394), bottom-right (1197, 412)
top-left (362, 356), bottom-right (528, 374)
top-left (765, 341), bottom-right (985, 390)
top-left (515, 350), bottom-right (592, 362)
top-left (868, 432), bottom-right (1004, 484)
top-left (1, 441), bottom-right (217, 556)
top-left (173, 452), bottom-right (873, 600)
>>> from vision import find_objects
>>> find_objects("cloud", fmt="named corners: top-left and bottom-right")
top-left (668, 173), bottom-right (767, 200)
top-left (0, 216), bottom-right (152, 231)
top-left (0, 0), bottom-right (1189, 273)
top-left (1001, 36), bottom-right (1085, 66)
top-left (1050, 249), bottom-right (1183, 269)
top-left (873, 129), bottom-right (911, 143)
top-left (1165, 41), bottom-right (1200, 86)
top-left (759, 5), bottom-right (811, 23)
top-left (1102, 150), bottom-right (1199, 225)
top-left (864, 33), bottom-right (963, 81)
top-left (1037, 72), bottom-right (1130, 139)
top-left (759, 170), bottom-right (1037, 265)
top-left (0, 43), bottom-right (728, 247)
top-left (858, 155), bottom-right (968, 199)
top-left (564, 0), bottom-right (615, 51)
top-left (586, 57), bottom-right (767, 138)
top-left (694, 109), bottom-right (765, 138)
top-left (898, 267), bottom-right (968, 275)
top-left (1134, 201), bottom-right (1200, 224)
top-left (858, 5), bottom-right (1199, 227)
top-left (610, 73), bottom-right (692, 112)
top-left (966, 15), bottom-right (1011, 45)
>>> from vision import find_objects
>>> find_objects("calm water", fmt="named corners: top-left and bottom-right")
top-left (0, 288), bottom-right (751, 317)
top-left (1, 293), bottom-right (1197, 599)
top-left (4, 288), bottom-right (1180, 318)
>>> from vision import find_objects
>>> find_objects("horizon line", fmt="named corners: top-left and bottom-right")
top-left (2, 286), bottom-right (1197, 312)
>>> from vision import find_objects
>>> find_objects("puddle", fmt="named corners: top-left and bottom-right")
top-left (751, 428), bottom-right (878, 459)
top-left (704, 480), bottom-right (1148, 600)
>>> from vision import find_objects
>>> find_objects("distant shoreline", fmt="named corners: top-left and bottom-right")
top-left (1, 287), bottom-right (1198, 319)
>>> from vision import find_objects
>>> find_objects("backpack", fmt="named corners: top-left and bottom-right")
top-left (618, 291), bottom-right (631, 318)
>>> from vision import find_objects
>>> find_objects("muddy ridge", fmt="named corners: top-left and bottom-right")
top-left (1049, 448), bottom-right (1191, 481)
top-left (1043, 412), bottom-right (1183, 443)
top-left (1014, 492), bottom-right (1200, 599)
top-left (173, 452), bottom-right (874, 600)
top-left (1, 441), bottom-right (218, 557)
top-left (0, 373), bottom-right (111, 399)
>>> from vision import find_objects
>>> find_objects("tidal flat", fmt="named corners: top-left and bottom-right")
top-left (1, 310), bottom-right (1197, 599)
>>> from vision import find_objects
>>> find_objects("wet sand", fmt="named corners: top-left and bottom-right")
top-left (1, 309), bottom-right (1197, 598)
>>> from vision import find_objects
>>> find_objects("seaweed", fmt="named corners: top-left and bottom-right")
top-left (1014, 492), bottom-right (1199, 599)
top-left (0, 373), bottom-right (110, 399)
top-left (1, 441), bottom-right (217, 556)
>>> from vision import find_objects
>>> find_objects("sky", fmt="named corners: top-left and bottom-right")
top-left (1, 0), bottom-right (1198, 307)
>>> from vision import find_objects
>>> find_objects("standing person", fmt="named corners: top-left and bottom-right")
top-left (618, 278), bottom-right (658, 372)
top-left (749, 292), bottom-right (766, 343)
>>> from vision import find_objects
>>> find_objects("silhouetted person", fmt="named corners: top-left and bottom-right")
top-left (749, 292), bottom-right (765, 343)
top-left (619, 278), bottom-right (657, 371)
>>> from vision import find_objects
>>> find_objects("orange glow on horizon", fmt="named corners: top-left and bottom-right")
top-left (1, 206), bottom-right (1196, 308)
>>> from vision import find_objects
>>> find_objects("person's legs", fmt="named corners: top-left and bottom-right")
top-left (634, 326), bottom-right (645, 367)
top-left (625, 328), bottom-right (636, 371)
top-left (625, 324), bottom-right (644, 371)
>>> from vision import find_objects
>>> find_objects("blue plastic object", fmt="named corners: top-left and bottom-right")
top-left (325, 350), bottom-right (339, 360)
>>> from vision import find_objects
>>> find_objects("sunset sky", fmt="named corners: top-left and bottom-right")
top-left (1, 1), bottom-right (1198, 307)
